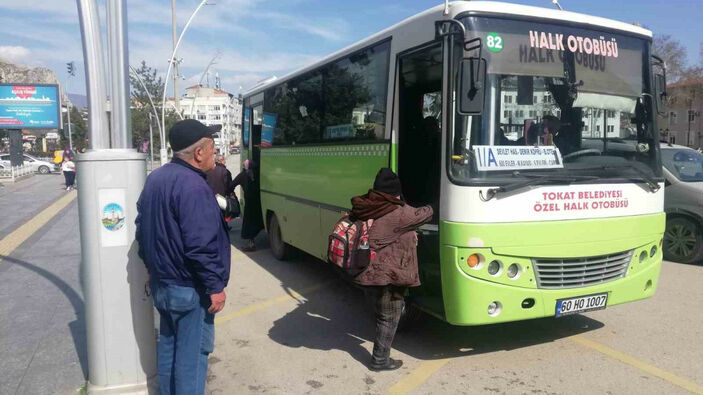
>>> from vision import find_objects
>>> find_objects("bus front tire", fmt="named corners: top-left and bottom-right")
top-left (268, 214), bottom-right (290, 260)
top-left (664, 216), bottom-right (703, 264)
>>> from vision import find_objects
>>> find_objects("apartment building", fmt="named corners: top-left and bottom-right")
top-left (169, 85), bottom-right (242, 150)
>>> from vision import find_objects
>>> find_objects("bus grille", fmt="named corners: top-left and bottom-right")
top-left (532, 250), bottom-right (633, 289)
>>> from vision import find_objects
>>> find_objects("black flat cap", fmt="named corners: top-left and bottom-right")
top-left (168, 119), bottom-right (217, 152)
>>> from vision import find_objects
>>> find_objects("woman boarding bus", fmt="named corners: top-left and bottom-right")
top-left (240, 1), bottom-right (667, 325)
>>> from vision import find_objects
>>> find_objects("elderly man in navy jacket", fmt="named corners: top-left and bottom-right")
top-left (136, 119), bottom-right (231, 395)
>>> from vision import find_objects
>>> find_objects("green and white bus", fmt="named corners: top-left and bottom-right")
top-left (240, 1), bottom-right (668, 325)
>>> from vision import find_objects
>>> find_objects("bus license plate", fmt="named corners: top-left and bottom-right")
top-left (555, 293), bottom-right (608, 317)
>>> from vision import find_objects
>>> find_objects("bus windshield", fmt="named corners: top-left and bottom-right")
top-left (450, 16), bottom-right (659, 184)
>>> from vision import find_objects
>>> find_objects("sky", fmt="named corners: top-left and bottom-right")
top-left (0, 0), bottom-right (700, 98)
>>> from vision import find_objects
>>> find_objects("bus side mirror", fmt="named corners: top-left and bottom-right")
top-left (458, 58), bottom-right (486, 115)
top-left (652, 55), bottom-right (667, 115)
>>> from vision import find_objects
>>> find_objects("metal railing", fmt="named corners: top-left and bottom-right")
top-left (0, 164), bottom-right (34, 182)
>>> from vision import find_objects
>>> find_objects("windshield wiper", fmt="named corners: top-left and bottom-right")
top-left (570, 164), bottom-right (661, 193)
top-left (480, 174), bottom-right (599, 202)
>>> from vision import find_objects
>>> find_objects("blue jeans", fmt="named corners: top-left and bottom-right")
top-left (151, 282), bottom-right (214, 395)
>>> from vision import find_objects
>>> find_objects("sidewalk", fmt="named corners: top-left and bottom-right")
top-left (0, 174), bottom-right (66, 239)
top-left (0, 175), bottom-right (85, 395)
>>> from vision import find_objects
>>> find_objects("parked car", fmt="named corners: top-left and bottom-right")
top-left (661, 144), bottom-right (703, 264)
top-left (0, 154), bottom-right (56, 174)
top-left (230, 146), bottom-right (241, 154)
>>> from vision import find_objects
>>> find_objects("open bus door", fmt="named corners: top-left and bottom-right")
top-left (396, 43), bottom-right (445, 319)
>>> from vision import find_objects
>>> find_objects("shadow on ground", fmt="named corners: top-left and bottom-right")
top-left (0, 254), bottom-right (88, 378)
top-left (226, 218), bottom-right (605, 368)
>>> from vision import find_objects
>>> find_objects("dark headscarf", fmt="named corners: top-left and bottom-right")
top-left (372, 168), bottom-right (402, 196)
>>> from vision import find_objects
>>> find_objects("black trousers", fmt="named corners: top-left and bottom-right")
top-left (63, 171), bottom-right (75, 187)
top-left (367, 285), bottom-right (406, 365)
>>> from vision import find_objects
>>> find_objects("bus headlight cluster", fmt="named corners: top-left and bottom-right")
top-left (637, 244), bottom-right (659, 265)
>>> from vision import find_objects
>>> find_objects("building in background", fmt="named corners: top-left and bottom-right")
top-left (660, 77), bottom-right (702, 148)
top-left (168, 85), bottom-right (242, 153)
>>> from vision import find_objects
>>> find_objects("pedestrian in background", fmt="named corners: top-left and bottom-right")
top-left (135, 119), bottom-right (231, 395)
top-left (231, 159), bottom-right (264, 251)
top-left (350, 168), bottom-right (433, 371)
top-left (61, 156), bottom-right (76, 191)
top-left (206, 154), bottom-right (233, 197)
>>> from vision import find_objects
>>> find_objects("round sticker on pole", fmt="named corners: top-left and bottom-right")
top-left (486, 33), bottom-right (503, 53)
top-left (102, 202), bottom-right (126, 232)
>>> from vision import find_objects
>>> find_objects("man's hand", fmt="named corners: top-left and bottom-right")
top-left (208, 291), bottom-right (226, 314)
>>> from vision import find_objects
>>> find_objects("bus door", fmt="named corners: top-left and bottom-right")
top-left (396, 44), bottom-right (443, 310)
top-left (242, 106), bottom-right (251, 163)
top-left (251, 105), bottom-right (263, 171)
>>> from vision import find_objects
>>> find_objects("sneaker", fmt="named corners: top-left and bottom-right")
top-left (369, 358), bottom-right (403, 372)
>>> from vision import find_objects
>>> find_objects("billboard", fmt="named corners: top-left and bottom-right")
top-left (0, 84), bottom-right (60, 129)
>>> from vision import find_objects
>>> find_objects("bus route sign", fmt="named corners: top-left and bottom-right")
top-left (474, 145), bottom-right (563, 171)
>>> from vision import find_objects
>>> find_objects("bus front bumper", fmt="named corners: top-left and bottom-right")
top-left (440, 245), bottom-right (662, 326)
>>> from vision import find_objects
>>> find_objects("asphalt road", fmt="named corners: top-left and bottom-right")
top-left (1, 164), bottom-right (702, 395)
top-left (210, 227), bottom-right (703, 395)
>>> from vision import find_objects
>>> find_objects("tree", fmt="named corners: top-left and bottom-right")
top-left (60, 105), bottom-right (88, 151)
top-left (653, 34), bottom-right (688, 82)
top-left (129, 60), bottom-right (180, 153)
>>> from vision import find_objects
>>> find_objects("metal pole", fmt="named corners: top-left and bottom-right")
top-left (107, 0), bottom-right (131, 149)
top-left (160, 0), bottom-right (210, 165)
top-left (76, 0), bottom-right (155, 393)
top-left (66, 80), bottom-right (73, 152)
top-left (172, 0), bottom-right (179, 112)
top-left (688, 98), bottom-right (693, 147)
top-left (190, 51), bottom-right (220, 118)
top-left (76, 0), bottom-right (109, 149)
top-left (149, 112), bottom-right (154, 171)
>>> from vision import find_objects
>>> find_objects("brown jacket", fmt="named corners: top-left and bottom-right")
top-left (354, 204), bottom-right (433, 287)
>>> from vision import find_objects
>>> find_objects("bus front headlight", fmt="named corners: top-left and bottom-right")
top-left (487, 260), bottom-right (502, 276)
top-left (507, 263), bottom-right (521, 279)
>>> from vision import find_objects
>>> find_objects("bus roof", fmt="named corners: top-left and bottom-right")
top-left (243, 1), bottom-right (652, 97)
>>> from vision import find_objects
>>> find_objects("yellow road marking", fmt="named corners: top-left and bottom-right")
top-left (215, 281), bottom-right (332, 325)
top-left (386, 359), bottom-right (450, 395)
top-left (570, 336), bottom-right (703, 395)
top-left (0, 190), bottom-right (77, 261)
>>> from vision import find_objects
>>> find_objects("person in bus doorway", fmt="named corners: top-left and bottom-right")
top-left (232, 159), bottom-right (264, 251)
top-left (61, 156), bottom-right (76, 191)
top-left (135, 119), bottom-right (231, 395)
top-left (350, 168), bottom-right (433, 371)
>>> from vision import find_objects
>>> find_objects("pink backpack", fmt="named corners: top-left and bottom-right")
top-left (328, 214), bottom-right (375, 277)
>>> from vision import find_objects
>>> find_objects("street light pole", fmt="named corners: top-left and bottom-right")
top-left (67, 98), bottom-right (73, 151)
top-left (688, 98), bottom-right (693, 148)
top-left (64, 78), bottom-right (74, 152)
top-left (160, 0), bottom-right (211, 165)
top-left (171, 0), bottom-right (179, 112)
top-left (75, 0), bottom-right (156, 392)
top-left (149, 112), bottom-right (154, 171)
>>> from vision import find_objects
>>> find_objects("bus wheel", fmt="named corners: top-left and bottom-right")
top-left (268, 214), bottom-right (290, 260)
top-left (664, 216), bottom-right (703, 264)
